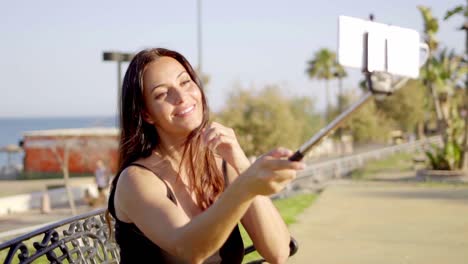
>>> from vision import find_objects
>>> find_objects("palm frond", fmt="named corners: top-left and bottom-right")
top-left (444, 5), bottom-right (464, 20)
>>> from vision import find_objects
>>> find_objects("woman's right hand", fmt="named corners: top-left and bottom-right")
top-left (240, 148), bottom-right (305, 196)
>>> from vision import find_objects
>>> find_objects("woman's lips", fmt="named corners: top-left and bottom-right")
top-left (174, 104), bottom-right (195, 117)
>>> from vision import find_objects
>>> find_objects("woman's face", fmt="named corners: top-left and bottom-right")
top-left (142, 56), bottom-right (203, 136)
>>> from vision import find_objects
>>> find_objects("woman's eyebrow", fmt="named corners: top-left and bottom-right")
top-left (151, 71), bottom-right (188, 92)
top-left (177, 71), bottom-right (189, 79)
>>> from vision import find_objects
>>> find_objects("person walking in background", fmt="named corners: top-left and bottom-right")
top-left (95, 159), bottom-right (110, 197)
top-left (85, 159), bottom-right (111, 207)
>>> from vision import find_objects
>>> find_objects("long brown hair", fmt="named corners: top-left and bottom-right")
top-left (106, 48), bottom-right (224, 235)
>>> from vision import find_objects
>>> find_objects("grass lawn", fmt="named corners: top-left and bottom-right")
top-left (350, 152), bottom-right (414, 180)
top-left (349, 152), bottom-right (468, 188)
top-left (240, 193), bottom-right (318, 263)
top-left (0, 238), bottom-right (60, 264)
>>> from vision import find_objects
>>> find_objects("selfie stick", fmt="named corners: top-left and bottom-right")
top-left (288, 77), bottom-right (409, 162)
top-left (288, 92), bottom-right (372, 161)
top-left (289, 14), bottom-right (426, 162)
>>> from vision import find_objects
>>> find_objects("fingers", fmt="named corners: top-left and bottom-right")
top-left (202, 128), bottom-right (228, 150)
top-left (264, 169), bottom-right (296, 182)
top-left (202, 122), bottom-right (235, 149)
top-left (256, 150), bottom-right (305, 182)
top-left (202, 127), bottom-right (219, 146)
top-left (240, 148), bottom-right (305, 196)
top-left (207, 134), bottom-right (223, 151)
top-left (266, 147), bottom-right (294, 159)
top-left (261, 158), bottom-right (305, 171)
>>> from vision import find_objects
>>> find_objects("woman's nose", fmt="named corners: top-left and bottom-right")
top-left (170, 87), bottom-right (186, 105)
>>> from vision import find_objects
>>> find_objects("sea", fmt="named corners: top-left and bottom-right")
top-left (0, 116), bottom-right (118, 167)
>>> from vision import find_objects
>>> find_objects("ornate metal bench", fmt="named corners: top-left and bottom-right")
top-left (1, 208), bottom-right (298, 264)
top-left (0, 209), bottom-right (119, 264)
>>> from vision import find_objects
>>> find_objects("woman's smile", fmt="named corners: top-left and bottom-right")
top-left (174, 104), bottom-right (196, 118)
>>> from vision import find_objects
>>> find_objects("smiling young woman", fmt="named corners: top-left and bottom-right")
top-left (106, 48), bottom-right (305, 264)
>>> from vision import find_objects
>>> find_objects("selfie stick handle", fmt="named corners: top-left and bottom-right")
top-left (289, 92), bottom-right (374, 161)
top-left (288, 151), bottom-right (304, 162)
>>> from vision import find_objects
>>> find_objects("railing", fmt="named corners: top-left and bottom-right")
top-left (0, 208), bottom-right (119, 264)
top-left (281, 136), bottom-right (442, 196)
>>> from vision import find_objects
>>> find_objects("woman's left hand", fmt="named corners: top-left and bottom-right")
top-left (202, 122), bottom-right (250, 173)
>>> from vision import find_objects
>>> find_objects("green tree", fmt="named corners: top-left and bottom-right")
top-left (329, 91), bottom-right (396, 143)
top-left (332, 64), bottom-right (348, 147)
top-left (334, 64), bottom-right (348, 113)
top-left (419, 5), bottom-right (468, 170)
top-left (444, 1), bottom-right (468, 169)
top-left (347, 101), bottom-right (396, 143)
top-left (424, 48), bottom-right (465, 95)
top-left (306, 48), bottom-right (346, 120)
top-left (375, 80), bottom-right (426, 134)
top-left (426, 49), bottom-right (466, 169)
top-left (418, 5), bottom-right (444, 126)
top-left (216, 85), bottom-right (322, 156)
top-left (289, 96), bottom-right (324, 145)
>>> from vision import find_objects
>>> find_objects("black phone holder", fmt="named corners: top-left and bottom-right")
top-left (362, 32), bottom-right (394, 96)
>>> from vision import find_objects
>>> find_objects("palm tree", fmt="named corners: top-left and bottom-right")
top-left (418, 6), bottom-right (444, 126)
top-left (333, 64), bottom-right (348, 151)
top-left (429, 49), bottom-right (465, 127)
top-left (444, 1), bottom-right (468, 169)
top-left (431, 49), bottom-right (465, 93)
top-left (306, 48), bottom-right (345, 120)
top-left (420, 48), bottom-right (466, 169)
top-left (334, 64), bottom-right (348, 114)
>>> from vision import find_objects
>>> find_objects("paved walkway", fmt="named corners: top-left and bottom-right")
top-left (0, 204), bottom-right (101, 242)
top-left (0, 177), bottom-right (94, 197)
top-left (288, 180), bottom-right (468, 264)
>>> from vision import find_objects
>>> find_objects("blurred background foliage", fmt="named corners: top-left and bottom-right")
top-left (211, 2), bottom-right (467, 170)
top-left (215, 85), bottom-right (323, 156)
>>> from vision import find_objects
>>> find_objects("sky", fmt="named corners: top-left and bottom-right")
top-left (0, 0), bottom-right (464, 118)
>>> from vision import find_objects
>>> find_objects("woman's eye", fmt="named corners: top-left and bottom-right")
top-left (181, 79), bottom-right (191, 86)
top-left (155, 92), bottom-right (167, 100)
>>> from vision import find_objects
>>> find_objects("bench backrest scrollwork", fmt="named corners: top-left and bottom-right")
top-left (0, 208), bottom-right (119, 264)
top-left (1, 208), bottom-right (298, 264)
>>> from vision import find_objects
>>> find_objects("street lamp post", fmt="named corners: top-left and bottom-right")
top-left (197, 0), bottom-right (203, 73)
top-left (102, 51), bottom-right (133, 115)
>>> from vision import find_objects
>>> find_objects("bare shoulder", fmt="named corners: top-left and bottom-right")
top-left (114, 165), bottom-right (168, 221)
top-left (113, 164), bottom-right (190, 254)
top-left (117, 165), bottom-right (167, 196)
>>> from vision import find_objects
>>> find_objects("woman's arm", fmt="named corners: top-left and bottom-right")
top-left (242, 197), bottom-right (291, 263)
top-left (115, 150), bottom-right (301, 264)
top-left (204, 122), bottom-right (295, 263)
top-left (227, 158), bottom-right (292, 264)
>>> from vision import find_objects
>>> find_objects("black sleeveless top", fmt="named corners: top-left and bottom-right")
top-left (108, 162), bottom-right (244, 264)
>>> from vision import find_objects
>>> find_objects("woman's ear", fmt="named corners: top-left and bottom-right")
top-left (142, 110), bottom-right (154, 125)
